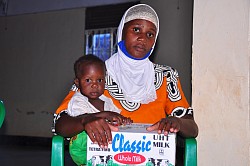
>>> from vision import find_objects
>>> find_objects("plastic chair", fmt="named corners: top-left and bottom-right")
top-left (0, 100), bottom-right (6, 128)
top-left (51, 135), bottom-right (197, 166)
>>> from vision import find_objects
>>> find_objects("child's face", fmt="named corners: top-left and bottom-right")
top-left (122, 19), bottom-right (157, 59)
top-left (75, 63), bottom-right (105, 100)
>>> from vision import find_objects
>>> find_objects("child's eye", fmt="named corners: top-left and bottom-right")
top-left (133, 27), bottom-right (140, 33)
top-left (97, 79), bottom-right (104, 83)
top-left (85, 79), bottom-right (91, 82)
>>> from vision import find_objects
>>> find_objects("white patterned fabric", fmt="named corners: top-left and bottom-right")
top-left (67, 91), bottom-right (121, 117)
top-left (125, 4), bottom-right (158, 30)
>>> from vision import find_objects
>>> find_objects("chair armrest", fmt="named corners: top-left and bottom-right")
top-left (184, 138), bottom-right (197, 166)
top-left (51, 135), bottom-right (65, 166)
top-left (0, 100), bottom-right (6, 128)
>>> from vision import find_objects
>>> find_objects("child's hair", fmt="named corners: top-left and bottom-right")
top-left (74, 54), bottom-right (106, 78)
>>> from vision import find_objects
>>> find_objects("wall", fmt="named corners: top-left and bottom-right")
top-left (193, 0), bottom-right (250, 165)
top-left (0, 8), bottom-right (86, 137)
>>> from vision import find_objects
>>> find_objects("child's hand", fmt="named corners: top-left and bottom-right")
top-left (96, 111), bottom-right (133, 126)
top-left (146, 116), bottom-right (181, 135)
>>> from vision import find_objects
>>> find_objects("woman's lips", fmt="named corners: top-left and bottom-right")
top-left (134, 45), bottom-right (146, 52)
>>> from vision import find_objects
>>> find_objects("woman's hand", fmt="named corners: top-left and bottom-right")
top-left (55, 113), bottom-right (132, 148)
top-left (83, 117), bottom-right (117, 149)
top-left (95, 111), bottom-right (133, 126)
top-left (80, 112), bottom-right (132, 149)
top-left (146, 115), bottom-right (198, 138)
top-left (146, 116), bottom-right (181, 136)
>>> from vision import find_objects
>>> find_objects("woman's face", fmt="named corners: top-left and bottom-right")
top-left (122, 19), bottom-right (157, 59)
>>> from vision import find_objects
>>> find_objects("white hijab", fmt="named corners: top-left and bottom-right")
top-left (105, 4), bottom-right (159, 104)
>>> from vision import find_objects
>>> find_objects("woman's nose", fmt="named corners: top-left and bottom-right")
top-left (137, 34), bottom-right (146, 43)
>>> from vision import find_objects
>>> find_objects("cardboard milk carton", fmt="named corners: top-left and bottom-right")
top-left (87, 123), bottom-right (176, 166)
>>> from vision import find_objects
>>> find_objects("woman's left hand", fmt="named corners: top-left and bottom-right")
top-left (96, 111), bottom-right (133, 126)
top-left (146, 116), bottom-right (181, 135)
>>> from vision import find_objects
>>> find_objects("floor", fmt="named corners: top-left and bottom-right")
top-left (0, 136), bottom-right (76, 166)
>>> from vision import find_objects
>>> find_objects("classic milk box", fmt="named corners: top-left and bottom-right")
top-left (87, 123), bottom-right (176, 166)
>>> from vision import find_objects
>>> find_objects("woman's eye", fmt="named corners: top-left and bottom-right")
top-left (147, 32), bottom-right (155, 38)
top-left (133, 27), bottom-right (140, 33)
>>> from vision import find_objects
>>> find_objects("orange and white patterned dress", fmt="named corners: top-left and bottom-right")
top-left (53, 64), bottom-right (193, 128)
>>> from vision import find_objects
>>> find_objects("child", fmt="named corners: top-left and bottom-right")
top-left (68, 54), bottom-right (132, 165)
